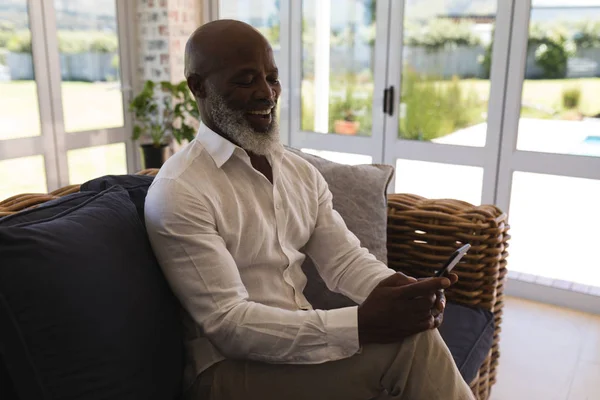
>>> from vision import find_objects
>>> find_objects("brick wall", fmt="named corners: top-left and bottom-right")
top-left (136, 0), bottom-right (202, 84)
top-left (135, 0), bottom-right (202, 154)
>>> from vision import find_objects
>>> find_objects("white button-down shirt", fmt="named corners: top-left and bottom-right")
top-left (144, 123), bottom-right (396, 387)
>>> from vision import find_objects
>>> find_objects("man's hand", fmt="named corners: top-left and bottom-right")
top-left (422, 274), bottom-right (458, 328)
top-left (357, 274), bottom-right (451, 346)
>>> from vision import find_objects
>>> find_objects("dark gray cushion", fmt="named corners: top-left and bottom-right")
top-left (0, 355), bottom-right (17, 400)
top-left (438, 302), bottom-right (495, 383)
top-left (0, 191), bottom-right (99, 399)
top-left (285, 147), bottom-right (394, 310)
top-left (81, 174), bottom-right (154, 225)
top-left (0, 186), bottom-right (183, 400)
top-left (0, 191), bottom-right (96, 227)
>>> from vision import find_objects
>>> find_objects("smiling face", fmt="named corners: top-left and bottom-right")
top-left (186, 22), bottom-right (282, 155)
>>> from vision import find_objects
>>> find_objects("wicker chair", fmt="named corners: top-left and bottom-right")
top-left (387, 194), bottom-right (509, 400)
top-left (0, 170), bottom-right (509, 400)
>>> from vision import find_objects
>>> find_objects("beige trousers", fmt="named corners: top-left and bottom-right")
top-left (185, 329), bottom-right (475, 400)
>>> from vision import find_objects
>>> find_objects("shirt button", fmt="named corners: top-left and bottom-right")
top-left (276, 204), bottom-right (281, 210)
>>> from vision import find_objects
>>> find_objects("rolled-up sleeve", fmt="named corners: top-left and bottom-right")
top-left (303, 170), bottom-right (396, 305)
top-left (144, 177), bottom-right (361, 364)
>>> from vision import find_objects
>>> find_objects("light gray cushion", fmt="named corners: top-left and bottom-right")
top-left (286, 147), bottom-right (394, 310)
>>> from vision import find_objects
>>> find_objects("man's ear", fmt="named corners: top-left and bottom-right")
top-left (187, 75), bottom-right (206, 99)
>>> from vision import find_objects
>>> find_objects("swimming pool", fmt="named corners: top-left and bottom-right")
top-left (579, 135), bottom-right (600, 157)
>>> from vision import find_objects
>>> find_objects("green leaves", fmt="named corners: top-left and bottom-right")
top-left (404, 19), bottom-right (482, 51)
top-left (129, 79), bottom-right (200, 148)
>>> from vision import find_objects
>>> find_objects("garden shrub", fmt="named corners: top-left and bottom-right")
top-left (6, 31), bottom-right (31, 53)
top-left (399, 70), bottom-right (479, 141)
top-left (3, 30), bottom-right (117, 54)
top-left (562, 86), bottom-right (582, 110)
top-left (0, 31), bottom-right (12, 49)
top-left (404, 18), bottom-right (481, 51)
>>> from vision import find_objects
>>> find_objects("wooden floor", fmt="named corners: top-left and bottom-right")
top-left (491, 297), bottom-right (600, 400)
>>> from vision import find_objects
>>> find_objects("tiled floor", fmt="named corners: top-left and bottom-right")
top-left (491, 296), bottom-right (600, 400)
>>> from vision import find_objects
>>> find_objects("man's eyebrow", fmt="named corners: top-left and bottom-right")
top-left (231, 67), bottom-right (279, 76)
top-left (232, 68), bottom-right (260, 76)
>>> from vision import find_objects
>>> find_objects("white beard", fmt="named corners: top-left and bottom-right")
top-left (205, 82), bottom-right (280, 156)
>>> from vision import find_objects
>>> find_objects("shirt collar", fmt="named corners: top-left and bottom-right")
top-left (195, 122), bottom-right (285, 169)
top-left (195, 123), bottom-right (237, 168)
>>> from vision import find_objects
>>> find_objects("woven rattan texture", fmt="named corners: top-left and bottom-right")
top-left (387, 193), bottom-right (509, 400)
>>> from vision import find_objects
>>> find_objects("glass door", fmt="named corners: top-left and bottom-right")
top-left (44, 0), bottom-right (136, 185)
top-left (0, 0), bottom-right (58, 199)
top-left (0, 0), bottom-right (135, 201)
top-left (383, 0), bottom-right (515, 205)
top-left (288, 0), bottom-right (390, 165)
top-left (497, 0), bottom-right (600, 294)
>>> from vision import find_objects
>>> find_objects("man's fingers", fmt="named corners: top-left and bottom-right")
top-left (393, 278), bottom-right (451, 299)
top-left (415, 293), bottom-right (436, 308)
top-left (434, 313), bottom-right (444, 328)
top-left (446, 273), bottom-right (459, 285)
top-left (378, 273), bottom-right (417, 288)
top-left (416, 315), bottom-right (435, 331)
top-left (435, 290), bottom-right (446, 311)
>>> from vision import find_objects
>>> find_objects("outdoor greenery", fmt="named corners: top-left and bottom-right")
top-left (129, 80), bottom-right (199, 147)
top-left (300, 76), bottom-right (600, 140)
top-left (2, 30), bottom-right (118, 54)
top-left (573, 20), bottom-right (600, 49)
top-left (529, 23), bottom-right (576, 80)
top-left (399, 71), bottom-right (482, 140)
top-left (404, 18), bottom-right (482, 51)
top-left (562, 86), bottom-right (582, 110)
top-left (482, 20), bottom-right (599, 80)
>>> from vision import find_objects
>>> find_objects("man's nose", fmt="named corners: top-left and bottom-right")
top-left (255, 78), bottom-right (275, 102)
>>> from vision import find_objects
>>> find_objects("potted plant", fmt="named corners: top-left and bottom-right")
top-left (332, 74), bottom-right (361, 135)
top-left (334, 109), bottom-right (360, 135)
top-left (129, 80), bottom-right (199, 168)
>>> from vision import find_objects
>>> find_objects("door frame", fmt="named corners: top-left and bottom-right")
top-left (497, 0), bottom-right (600, 212)
top-left (39, 0), bottom-right (136, 188)
top-left (288, 0), bottom-right (391, 164)
top-left (381, 0), bottom-right (516, 202)
top-left (0, 0), bottom-right (61, 193)
top-left (0, 0), bottom-right (137, 194)
top-left (497, 0), bottom-right (600, 311)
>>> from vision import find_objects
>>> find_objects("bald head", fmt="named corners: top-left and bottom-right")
top-left (184, 19), bottom-right (271, 80)
top-left (183, 19), bottom-right (282, 155)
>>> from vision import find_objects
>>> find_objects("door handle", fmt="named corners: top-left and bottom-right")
top-left (383, 87), bottom-right (389, 114)
top-left (383, 86), bottom-right (394, 116)
top-left (387, 86), bottom-right (394, 116)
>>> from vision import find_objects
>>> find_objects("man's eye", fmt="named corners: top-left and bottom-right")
top-left (236, 77), bottom-right (253, 85)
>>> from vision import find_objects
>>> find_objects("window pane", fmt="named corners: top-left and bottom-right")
top-left (395, 159), bottom-right (483, 205)
top-left (67, 143), bottom-right (127, 184)
top-left (0, 0), bottom-right (42, 140)
top-left (516, 1), bottom-right (600, 157)
top-left (398, 0), bottom-right (498, 147)
top-left (54, 0), bottom-right (124, 133)
top-left (0, 155), bottom-right (47, 200)
top-left (509, 172), bottom-right (600, 288)
top-left (219, 0), bottom-right (280, 48)
top-left (302, 0), bottom-right (376, 136)
top-left (301, 148), bottom-right (372, 165)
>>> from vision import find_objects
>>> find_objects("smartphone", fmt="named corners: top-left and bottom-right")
top-left (435, 244), bottom-right (471, 277)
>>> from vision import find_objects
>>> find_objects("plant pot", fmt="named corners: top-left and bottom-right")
top-left (141, 144), bottom-right (169, 169)
top-left (334, 120), bottom-right (360, 135)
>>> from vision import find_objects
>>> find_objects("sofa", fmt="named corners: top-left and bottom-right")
top-left (0, 152), bottom-right (509, 400)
